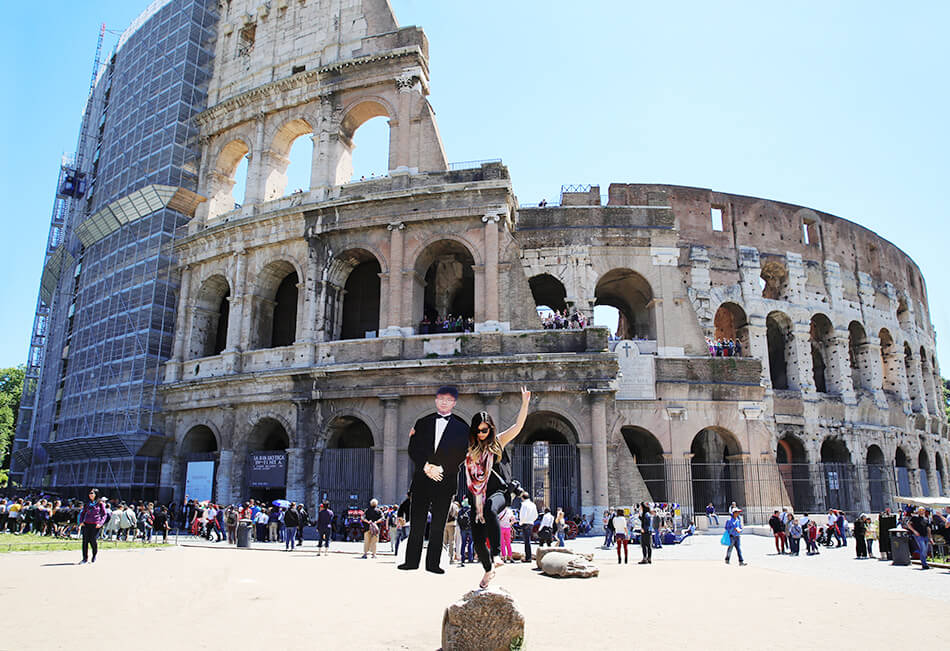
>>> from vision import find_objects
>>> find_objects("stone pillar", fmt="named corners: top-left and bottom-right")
top-left (223, 251), bottom-right (246, 373)
top-left (393, 72), bottom-right (417, 171)
top-left (159, 457), bottom-right (178, 504)
top-left (381, 395), bottom-right (401, 504)
top-left (480, 213), bottom-right (501, 330)
top-left (664, 453), bottom-right (693, 522)
top-left (577, 442), bottom-right (597, 532)
top-left (372, 446), bottom-right (384, 501)
top-left (285, 448), bottom-right (305, 502)
top-left (166, 265), bottom-right (193, 382)
top-left (907, 352), bottom-right (926, 413)
top-left (790, 322), bottom-right (815, 395)
top-left (382, 222), bottom-right (405, 335)
top-left (828, 333), bottom-right (857, 403)
top-left (310, 442), bottom-right (326, 510)
top-left (746, 317), bottom-right (769, 388)
top-left (244, 112), bottom-right (266, 205)
top-left (479, 391), bottom-right (502, 430)
top-left (216, 449), bottom-right (233, 504)
top-left (588, 390), bottom-right (610, 526)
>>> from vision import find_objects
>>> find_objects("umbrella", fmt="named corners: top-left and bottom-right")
top-left (273, 499), bottom-right (291, 508)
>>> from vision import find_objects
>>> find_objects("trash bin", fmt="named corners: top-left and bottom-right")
top-left (237, 519), bottom-right (252, 548)
top-left (889, 527), bottom-right (910, 566)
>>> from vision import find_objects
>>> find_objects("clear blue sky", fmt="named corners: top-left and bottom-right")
top-left (2, 1), bottom-right (947, 373)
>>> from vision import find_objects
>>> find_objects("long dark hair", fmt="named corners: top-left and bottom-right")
top-left (468, 411), bottom-right (502, 460)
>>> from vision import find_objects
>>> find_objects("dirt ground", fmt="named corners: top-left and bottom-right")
top-left (0, 536), bottom-right (945, 650)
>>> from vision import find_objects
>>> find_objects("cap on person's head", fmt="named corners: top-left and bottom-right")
top-left (436, 385), bottom-right (458, 399)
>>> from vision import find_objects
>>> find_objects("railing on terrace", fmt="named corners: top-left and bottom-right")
top-left (448, 159), bottom-right (502, 171)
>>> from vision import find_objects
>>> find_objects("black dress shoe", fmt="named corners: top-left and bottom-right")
top-left (397, 563), bottom-right (418, 571)
top-left (426, 566), bottom-right (445, 574)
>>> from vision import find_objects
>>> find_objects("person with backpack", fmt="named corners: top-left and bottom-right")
top-left (78, 488), bottom-right (108, 564)
top-left (457, 500), bottom-right (473, 566)
top-left (283, 504), bottom-right (300, 551)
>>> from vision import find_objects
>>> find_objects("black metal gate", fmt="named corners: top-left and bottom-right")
top-left (318, 448), bottom-right (374, 510)
top-left (510, 443), bottom-right (580, 517)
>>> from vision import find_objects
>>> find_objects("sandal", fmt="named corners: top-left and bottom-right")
top-left (478, 570), bottom-right (495, 589)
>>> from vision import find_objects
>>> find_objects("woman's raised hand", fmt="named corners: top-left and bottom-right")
top-left (521, 386), bottom-right (531, 403)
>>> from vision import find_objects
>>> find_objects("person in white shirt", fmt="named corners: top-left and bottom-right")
top-left (517, 494), bottom-right (538, 562)
top-left (538, 508), bottom-right (555, 547)
top-left (612, 510), bottom-right (629, 564)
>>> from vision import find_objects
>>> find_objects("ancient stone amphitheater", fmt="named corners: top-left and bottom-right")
top-left (159, 0), bottom-right (947, 526)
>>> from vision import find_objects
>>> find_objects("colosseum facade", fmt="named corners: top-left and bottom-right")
top-left (159, 0), bottom-right (948, 527)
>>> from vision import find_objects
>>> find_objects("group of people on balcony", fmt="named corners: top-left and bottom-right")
top-left (418, 314), bottom-right (475, 334)
top-left (705, 336), bottom-right (743, 357)
top-left (540, 308), bottom-right (587, 330)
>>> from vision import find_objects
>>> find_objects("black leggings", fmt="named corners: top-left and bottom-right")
top-left (469, 491), bottom-right (506, 572)
top-left (640, 532), bottom-right (652, 561)
top-left (81, 524), bottom-right (100, 561)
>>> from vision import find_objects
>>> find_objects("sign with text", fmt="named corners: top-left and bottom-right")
top-left (248, 452), bottom-right (287, 488)
top-left (185, 461), bottom-right (215, 502)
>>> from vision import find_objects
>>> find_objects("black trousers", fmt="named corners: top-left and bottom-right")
top-left (81, 524), bottom-right (100, 561)
top-left (404, 488), bottom-right (451, 570)
top-left (469, 491), bottom-right (504, 572)
top-left (521, 524), bottom-right (534, 561)
top-left (640, 532), bottom-right (652, 561)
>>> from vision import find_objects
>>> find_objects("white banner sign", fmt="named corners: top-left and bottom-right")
top-left (185, 461), bottom-right (215, 502)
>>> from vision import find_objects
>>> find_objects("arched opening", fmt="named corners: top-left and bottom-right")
top-left (879, 329), bottom-right (899, 394)
top-left (335, 101), bottom-right (390, 185)
top-left (245, 418), bottom-right (290, 503)
top-left (760, 260), bottom-right (788, 300)
top-left (528, 274), bottom-right (568, 317)
top-left (820, 437), bottom-right (854, 511)
top-left (810, 314), bottom-right (834, 394)
top-left (904, 343), bottom-right (922, 411)
top-left (621, 426), bottom-right (666, 502)
top-left (207, 139), bottom-right (249, 219)
top-left (936, 452), bottom-right (946, 496)
top-left (766, 311), bottom-right (793, 390)
top-left (510, 412), bottom-right (580, 516)
top-left (896, 296), bottom-right (911, 330)
top-left (690, 427), bottom-right (744, 516)
top-left (179, 425), bottom-right (219, 502)
top-left (919, 347), bottom-right (935, 413)
top-left (188, 275), bottom-right (230, 359)
top-left (594, 269), bottom-right (655, 340)
top-left (319, 416), bottom-right (375, 510)
top-left (414, 240), bottom-right (475, 333)
top-left (264, 118), bottom-right (313, 200)
top-left (866, 444), bottom-right (887, 511)
top-left (250, 261), bottom-right (299, 350)
top-left (593, 305), bottom-right (621, 338)
top-left (895, 446), bottom-right (911, 496)
top-left (776, 433), bottom-right (812, 512)
top-left (918, 448), bottom-right (931, 497)
top-left (331, 250), bottom-right (382, 340)
top-left (713, 302), bottom-right (749, 356)
top-left (848, 321), bottom-right (872, 392)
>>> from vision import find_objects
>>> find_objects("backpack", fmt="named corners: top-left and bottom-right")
top-left (456, 509), bottom-right (471, 530)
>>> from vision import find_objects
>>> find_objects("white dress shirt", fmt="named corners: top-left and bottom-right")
top-left (540, 512), bottom-right (555, 529)
top-left (434, 413), bottom-right (450, 452)
top-left (519, 499), bottom-right (538, 525)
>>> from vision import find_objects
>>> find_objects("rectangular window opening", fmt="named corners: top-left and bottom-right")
top-left (803, 219), bottom-right (818, 245)
top-left (291, 64), bottom-right (305, 75)
top-left (711, 206), bottom-right (724, 232)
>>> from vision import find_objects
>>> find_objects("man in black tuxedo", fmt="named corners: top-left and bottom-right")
top-left (398, 385), bottom-right (469, 573)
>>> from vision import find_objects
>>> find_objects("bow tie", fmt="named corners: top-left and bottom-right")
top-left (437, 414), bottom-right (451, 421)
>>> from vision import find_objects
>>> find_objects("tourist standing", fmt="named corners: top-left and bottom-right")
top-left (361, 498), bottom-right (384, 559)
top-left (602, 510), bottom-right (614, 549)
top-left (865, 515), bottom-right (877, 558)
top-left (393, 494), bottom-right (410, 558)
top-left (78, 489), bottom-right (107, 564)
top-left (284, 504), bottom-right (300, 551)
top-left (854, 514), bottom-right (868, 559)
top-left (805, 520), bottom-right (819, 555)
top-left (457, 500), bottom-right (474, 566)
top-left (555, 509), bottom-right (567, 547)
top-left (769, 510), bottom-right (787, 554)
top-left (153, 506), bottom-right (170, 544)
top-left (637, 503), bottom-right (652, 564)
top-left (498, 506), bottom-right (515, 562)
top-left (787, 518), bottom-right (802, 556)
top-left (518, 492), bottom-right (538, 563)
top-left (443, 500), bottom-right (459, 564)
top-left (613, 509), bottom-right (629, 564)
top-left (538, 508), bottom-right (555, 547)
top-left (316, 502), bottom-right (333, 556)
top-left (904, 507), bottom-right (933, 570)
top-left (724, 508), bottom-right (747, 566)
top-left (254, 508), bottom-right (269, 542)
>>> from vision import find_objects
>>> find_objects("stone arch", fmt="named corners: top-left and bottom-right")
top-left (246, 416), bottom-right (293, 452)
top-left (918, 447), bottom-right (931, 496)
top-left (713, 302), bottom-right (749, 355)
top-left (847, 321), bottom-right (873, 392)
top-left (760, 259), bottom-right (788, 300)
top-left (777, 432), bottom-right (812, 512)
top-left (866, 444), bottom-right (888, 511)
top-left (529, 273), bottom-right (568, 315)
top-left (323, 248), bottom-right (383, 341)
top-left (878, 328), bottom-right (900, 394)
top-left (903, 343), bottom-right (923, 411)
top-left (238, 416), bottom-right (293, 502)
top-left (412, 238), bottom-right (479, 330)
top-left (690, 427), bottom-right (744, 514)
top-left (510, 411), bottom-right (581, 515)
top-left (594, 268), bottom-right (655, 340)
top-left (895, 445), bottom-right (912, 496)
top-left (820, 436), bottom-right (855, 511)
top-left (620, 426), bottom-right (666, 502)
top-left (263, 117), bottom-right (314, 200)
top-left (189, 274), bottom-right (230, 359)
top-left (318, 413), bottom-right (377, 510)
top-left (249, 259), bottom-right (300, 350)
top-left (935, 452), bottom-right (946, 496)
top-left (207, 137), bottom-right (251, 220)
top-left (766, 311), bottom-right (793, 390)
top-left (325, 414), bottom-right (375, 449)
top-left (896, 294), bottom-right (911, 330)
top-left (919, 346), bottom-right (936, 413)
top-left (334, 98), bottom-right (394, 184)
top-left (809, 313), bottom-right (834, 393)
top-left (178, 423), bottom-right (221, 457)
top-left (820, 437), bottom-right (851, 463)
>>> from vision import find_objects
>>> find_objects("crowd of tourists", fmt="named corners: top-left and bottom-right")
top-left (418, 314), bottom-right (475, 334)
top-left (539, 309), bottom-right (587, 330)
top-left (705, 336), bottom-right (743, 357)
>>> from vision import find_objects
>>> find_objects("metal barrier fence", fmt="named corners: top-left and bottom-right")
top-left (318, 448), bottom-right (374, 510)
top-left (631, 461), bottom-right (899, 525)
top-left (510, 444), bottom-right (580, 517)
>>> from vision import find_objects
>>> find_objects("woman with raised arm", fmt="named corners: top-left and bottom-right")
top-left (465, 386), bottom-right (531, 589)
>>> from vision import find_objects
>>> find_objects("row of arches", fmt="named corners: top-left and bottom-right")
top-left (187, 239), bottom-right (478, 359)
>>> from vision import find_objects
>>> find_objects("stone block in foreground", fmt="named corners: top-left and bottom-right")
top-left (442, 586), bottom-right (525, 650)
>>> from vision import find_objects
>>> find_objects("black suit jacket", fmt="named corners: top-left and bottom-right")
top-left (408, 413), bottom-right (469, 496)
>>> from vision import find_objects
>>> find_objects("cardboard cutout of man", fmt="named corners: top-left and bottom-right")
top-left (398, 385), bottom-right (469, 573)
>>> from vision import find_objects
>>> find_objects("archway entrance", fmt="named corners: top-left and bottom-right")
top-left (594, 269), bottom-right (655, 340)
top-left (895, 446), bottom-right (911, 496)
top-left (245, 418), bottom-right (290, 504)
top-left (918, 449), bottom-right (931, 497)
top-left (690, 428), bottom-right (744, 515)
top-left (866, 445), bottom-right (887, 511)
top-left (621, 426), bottom-right (666, 502)
top-left (414, 240), bottom-right (475, 332)
top-left (318, 416), bottom-right (374, 510)
top-left (713, 303), bottom-right (749, 356)
top-left (336, 251), bottom-right (381, 340)
top-left (180, 425), bottom-right (219, 502)
top-left (510, 412), bottom-right (580, 516)
top-left (766, 311), bottom-right (792, 389)
top-left (776, 433), bottom-right (812, 511)
top-left (820, 438), bottom-right (854, 511)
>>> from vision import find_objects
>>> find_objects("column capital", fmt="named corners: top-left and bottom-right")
top-left (478, 390), bottom-right (503, 402)
top-left (387, 221), bottom-right (405, 231)
top-left (380, 394), bottom-right (401, 406)
top-left (482, 213), bottom-right (502, 223)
